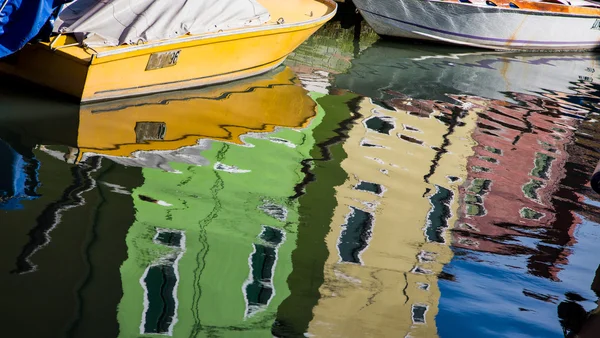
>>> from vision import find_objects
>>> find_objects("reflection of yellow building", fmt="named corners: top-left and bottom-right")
top-left (307, 96), bottom-right (480, 337)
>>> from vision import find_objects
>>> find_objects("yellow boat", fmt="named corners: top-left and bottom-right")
top-left (0, 0), bottom-right (335, 103)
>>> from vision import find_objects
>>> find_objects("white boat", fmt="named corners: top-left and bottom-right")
top-left (351, 0), bottom-right (600, 50)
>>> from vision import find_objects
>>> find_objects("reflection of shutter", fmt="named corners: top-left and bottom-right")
top-left (364, 115), bottom-right (395, 135)
top-left (411, 304), bottom-right (428, 324)
top-left (244, 226), bottom-right (285, 318)
top-left (425, 185), bottom-right (453, 244)
top-left (141, 229), bottom-right (184, 334)
top-left (354, 181), bottom-right (383, 195)
top-left (337, 207), bottom-right (374, 264)
top-left (143, 265), bottom-right (177, 334)
top-left (135, 122), bottom-right (166, 143)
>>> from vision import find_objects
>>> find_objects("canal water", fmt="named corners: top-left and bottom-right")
top-left (1, 20), bottom-right (600, 338)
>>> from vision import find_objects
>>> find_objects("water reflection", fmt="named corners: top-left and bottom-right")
top-left (0, 66), bottom-right (321, 337)
top-left (285, 37), bottom-right (600, 337)
top-left (335, 41), bottom-right (600, 103)
top-left (303, 93), bottom-right (478, 337)
top-left (116, 67), bottom-right (320, 337)
top-left (285, 21), bottom-right (379, 75)
top-left (2, 25), bottom-right (600, 338)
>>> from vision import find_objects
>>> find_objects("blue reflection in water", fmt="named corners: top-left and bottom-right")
top-left (438, 217), bottom-right (600, 338)
top-left (0, 138), bottom-right (40, 210)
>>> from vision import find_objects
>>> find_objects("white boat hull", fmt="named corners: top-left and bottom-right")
top-left (352, 0), bottom-right (600, 50)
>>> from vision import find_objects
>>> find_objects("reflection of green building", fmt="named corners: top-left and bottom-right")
top-left (285, 22), bottom-right (378, 74)
top-left (117, 95), bottom-right (326, 337)
top-left (0, 67), bottom-right (358, 337)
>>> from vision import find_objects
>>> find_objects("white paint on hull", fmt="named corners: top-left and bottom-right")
top-left (353, 0), bottom-right (600, 50)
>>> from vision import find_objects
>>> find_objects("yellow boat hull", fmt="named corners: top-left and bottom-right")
top-left (0, 0), bottom-right (336, 102)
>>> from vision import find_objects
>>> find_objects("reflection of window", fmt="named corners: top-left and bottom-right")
top-left (424, 185), bottom-right (452, 243)
top-left (243, 226), bottom-right (285, 318)
top-left (141, 229), bottom-right (185, 335)
top-left (416, 282), bottom-right (430, 291)
top-left (135, 122), bottom-right (166, 143)
top-left (360, 139), bottom-right (387, 148)
top-left (337, 207), bottom-right (374, 264)
top-left (354, 181), bottom-right (384, 196)
top-left (259, 202), bottom-right (288, 222)
top-left (364, 115), bottom-right (395, 135)
top-left (411, 266), bottom-right (433, 275)
top-left (411, 304), bottom-right (428, 324)
top-left (142, 265), bottom-right (177, 334)
top-left (418, 250), bottom-right (437, 263)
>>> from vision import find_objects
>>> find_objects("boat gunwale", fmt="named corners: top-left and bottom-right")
top-left (78, 0), bottom-right (337, 59)
top-left (430, 0), bottom-right (600, 17)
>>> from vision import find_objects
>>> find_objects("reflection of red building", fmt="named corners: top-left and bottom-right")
top-left (448, 91), bottom-right (598, 281)
top-left (381, 87), bottom-right (600, 282)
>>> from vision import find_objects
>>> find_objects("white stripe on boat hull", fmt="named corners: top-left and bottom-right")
top-left (353, 0), bottom-right (600, 50)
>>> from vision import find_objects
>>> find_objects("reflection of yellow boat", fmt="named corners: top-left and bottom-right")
top-left (0, 66), bottom-right (316, 168)
top-left (74, 66), bottom-right (316, 162)
top-left (53, 66), bottom-right (316, 166)
top-left (0, 0), bottom-right (335, 103)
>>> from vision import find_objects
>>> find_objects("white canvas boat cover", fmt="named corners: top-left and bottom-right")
top-left (53, 0), bottom-right (270, 47)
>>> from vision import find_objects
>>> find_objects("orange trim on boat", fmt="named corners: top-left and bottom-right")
top-left (441, 0), bottom-right (600, 16)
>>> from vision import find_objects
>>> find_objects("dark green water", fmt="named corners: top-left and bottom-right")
top-left (2, 19), bottom-right (600, 338)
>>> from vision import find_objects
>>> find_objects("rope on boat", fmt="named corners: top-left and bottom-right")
top-left (0, 0), bottom-right (10, 15)
top-left (49, 32), bottom-right (81, 51)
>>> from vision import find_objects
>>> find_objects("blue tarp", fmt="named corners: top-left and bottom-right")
top-left (0, 0), bottom-right (69, 58)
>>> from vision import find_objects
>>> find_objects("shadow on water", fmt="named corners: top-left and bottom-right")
top-left (0, 75), bottom-right (142, 338)
top-left (273, 93), bottom-right (362, 337)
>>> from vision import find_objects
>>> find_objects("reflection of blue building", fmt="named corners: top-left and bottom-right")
top-left (0, 138), bottom-right (40, 210)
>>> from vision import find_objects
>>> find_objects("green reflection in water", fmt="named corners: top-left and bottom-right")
top-left (285, 21), bottom-right (378, 74)
top-left (274, 92), bottom-right (359, 337)
top-left (117, 95), bottom-right (326, 337)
